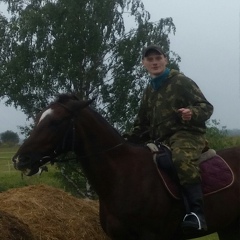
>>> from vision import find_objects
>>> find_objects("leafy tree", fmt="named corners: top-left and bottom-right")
top-left (206, 119), bottom-right (233, 150)
top-left (0, 0), bottom-right (180, 133)
top-left (0, 130), bottom-right (20, 144)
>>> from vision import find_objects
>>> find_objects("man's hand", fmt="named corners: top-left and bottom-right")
top-left (178, 108), bottom-right (192, 121)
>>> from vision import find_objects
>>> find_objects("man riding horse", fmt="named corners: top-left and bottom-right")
top-left (124, 44), bottom-right (214, 233)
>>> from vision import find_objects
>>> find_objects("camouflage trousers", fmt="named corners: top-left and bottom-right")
top-left (164, 131), bottom-right (205, 186)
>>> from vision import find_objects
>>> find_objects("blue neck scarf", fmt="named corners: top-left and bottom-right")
top-left (150, 68), bottom-right (170, 91)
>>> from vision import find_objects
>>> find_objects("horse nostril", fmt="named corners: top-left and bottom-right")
top-left (12, 157), bottom-right (18, 170)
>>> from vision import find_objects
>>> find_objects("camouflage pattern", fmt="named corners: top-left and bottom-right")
top-left (128, 69), bottom-right (213, 185)
top-left (164, 131), bottom-right (205, 185)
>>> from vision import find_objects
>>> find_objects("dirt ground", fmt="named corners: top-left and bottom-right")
top-left (0, 184), bottom-right (109, 240)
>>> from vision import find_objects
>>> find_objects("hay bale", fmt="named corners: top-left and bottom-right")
top-left (0, 185), bottom-right (110, 240)
top-left (0, 210), bottom-right (34, 240)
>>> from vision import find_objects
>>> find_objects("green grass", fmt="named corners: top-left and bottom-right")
top-left (0, 166), bottom-right (64, 191)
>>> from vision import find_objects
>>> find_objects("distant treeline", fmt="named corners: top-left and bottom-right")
top-left (227, 129), bottom-right (240, 136)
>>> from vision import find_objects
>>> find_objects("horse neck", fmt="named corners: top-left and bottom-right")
top-left (74, 108), bottom-right (126, 195)
top-left (75, 107), bottom-right (124, 156)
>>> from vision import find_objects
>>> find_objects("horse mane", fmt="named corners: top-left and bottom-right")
top-left (54, 93), bottom-right (124, 140)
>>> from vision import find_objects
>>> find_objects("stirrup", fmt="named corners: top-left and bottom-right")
top-left (183, 212), bottom-right (202, 230)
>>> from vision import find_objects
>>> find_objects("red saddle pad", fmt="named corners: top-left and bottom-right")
top-left (159, 155), bottom-right (234, 199)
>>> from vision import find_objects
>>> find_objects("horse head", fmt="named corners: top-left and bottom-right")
top-left (12, 94), bottom-right (94, 176)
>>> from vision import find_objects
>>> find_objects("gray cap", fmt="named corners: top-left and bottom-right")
top-left (142, 44), bottom-right (166, 59)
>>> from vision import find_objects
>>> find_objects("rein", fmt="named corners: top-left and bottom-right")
top-left (139, 112), bottom-right (180, 141)
top-left (76, 142), bottom-right (124, 160)
top-left (52, 142), bottom-right (124, 164)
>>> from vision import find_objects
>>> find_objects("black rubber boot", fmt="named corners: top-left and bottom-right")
top-left (181, 183), bottom-right (207, 233)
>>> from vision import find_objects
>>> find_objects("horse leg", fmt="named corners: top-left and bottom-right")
top-left (217, 218), bottom-right (240, 240)
top-left (99, 204), bottom-right (137, 240)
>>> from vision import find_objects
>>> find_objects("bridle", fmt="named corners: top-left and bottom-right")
top-left (45, 101), bottom-right (124, 164)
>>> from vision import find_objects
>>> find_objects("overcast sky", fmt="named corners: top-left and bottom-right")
top-left (0, 0), bottom-right (240, 136)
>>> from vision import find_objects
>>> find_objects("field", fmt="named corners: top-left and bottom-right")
top-left (0, 146), bottom-right (219, 239)
top-left (0, 146), bottom-right (65, 192)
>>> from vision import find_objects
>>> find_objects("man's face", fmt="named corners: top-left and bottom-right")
top-left (142, 52), bottom-right (168, 77)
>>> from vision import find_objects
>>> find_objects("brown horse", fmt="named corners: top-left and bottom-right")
top-left (12, 94), bottom-right (240, 240)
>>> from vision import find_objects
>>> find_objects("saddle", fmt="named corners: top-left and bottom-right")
top-left (147, 142), bottom-right (234, 199)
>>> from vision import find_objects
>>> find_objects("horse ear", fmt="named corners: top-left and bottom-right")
top-left (88, 96), bottom-right (97, 105)
top-left (72, 97), bottom-right (96, 111)
top-left (81, 97), bottom-right (95, 108)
